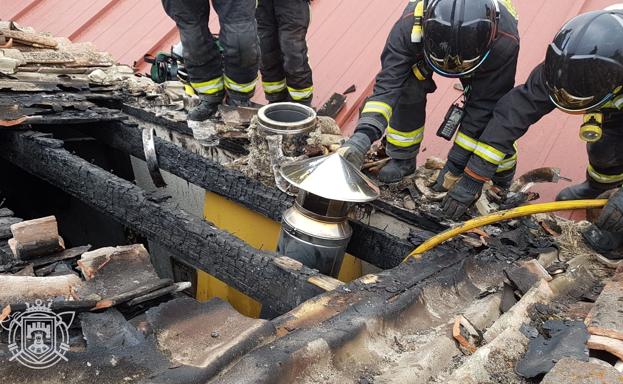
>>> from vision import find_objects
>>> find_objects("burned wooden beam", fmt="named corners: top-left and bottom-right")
top-left (0, 130), bottom-right (329, 315)
top-left (90, 121), bottom-right (414, 269)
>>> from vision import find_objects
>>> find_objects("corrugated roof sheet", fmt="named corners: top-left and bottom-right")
top-left (0, 0), bottom-right (618, 207)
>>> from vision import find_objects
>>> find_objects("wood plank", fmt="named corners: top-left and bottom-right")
top-left (0, 130), bottom-right (329, 316)
top-left (587, 280), bottom-right (623, 341)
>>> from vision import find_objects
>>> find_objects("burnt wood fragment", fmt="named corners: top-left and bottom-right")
top-left (29, 245), bottom-right (91, 268)
top-left (317, 93), bottom-right (346, 118)
top-left (91, 122), bottom-right (414, 269)
top-left (0, 131), bottom-right (328, 315)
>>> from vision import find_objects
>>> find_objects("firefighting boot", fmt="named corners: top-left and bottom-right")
top-left (188, 95), bottom-right (220, 122)
top-left (582, 224), bottom-right (623, 260)
top-left (556, 179), bottom-right (618, 201)
top-left (225, 94), bottom-right (262, 108)
top-left (378, 158), bottom-right (417, 184)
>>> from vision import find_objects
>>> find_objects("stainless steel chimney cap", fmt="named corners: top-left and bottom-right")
top-left (280, 152), bottom-right (380, 203)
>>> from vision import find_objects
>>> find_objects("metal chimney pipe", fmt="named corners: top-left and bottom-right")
top-left (275, 152), bottom-right (380, 278)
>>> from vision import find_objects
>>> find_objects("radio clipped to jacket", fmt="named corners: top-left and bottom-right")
top-left (436, 102), bottom-right (465, 141)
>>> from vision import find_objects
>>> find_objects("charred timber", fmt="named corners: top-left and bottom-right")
top-left (0, 130), bottom-right (329, 316)
top-left (91, 121), bottom-right (414, 269)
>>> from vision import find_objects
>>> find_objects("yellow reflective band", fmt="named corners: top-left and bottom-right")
top-left (613, 95), bottom-right (623, 110)
top-left (263, 79), bottom-right (287, 94)
top-left (225, 76), bottom-right (257, 94)
top-left (412, 64), bottom-right (426, 80)
top-left (496, 153), bottom-right (518, 172)
top-left (499, 0), bottom-right (519, 19)
top-left (288, 85), bottom-right (313, 100)
top-left (191, 77), bottom-right (224, 95)
top-left (474, 142), bottom-right (506, 165)
top-left (454, 132), bottom-right (478, 152)
top-left (362, 101), bottom-right (393, 123)
top-left (386, 126), bottom-right (424, 148)
top-left (411, 0), bottom-right (425, 43)
top-left (587, 164), bottom-right (623, 184)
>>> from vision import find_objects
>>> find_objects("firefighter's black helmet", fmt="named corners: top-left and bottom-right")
top-left (423, 0), bottom-right (500, 77)
top-left (544, 9), bottom-right (623, 112)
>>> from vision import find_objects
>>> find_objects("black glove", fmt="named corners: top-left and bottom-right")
top-left (441, 174), bottom-right (484, 220)
top-left (596, 189), bottom-right (623, 232)
top-left (582, 224), bottom-right (623, 256)
top-left (337, 131), bottom-right (371, 169)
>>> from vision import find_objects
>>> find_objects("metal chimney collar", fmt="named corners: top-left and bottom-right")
top-left (279, 152), bottom-right (380, 203)
top-left (257, 102), bottom-right (317, 135)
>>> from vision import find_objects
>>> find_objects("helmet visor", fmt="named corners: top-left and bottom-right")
top-left (424, 18), bottom-right (495, 77)
top-left (545, 44), bottom-right (623, 112)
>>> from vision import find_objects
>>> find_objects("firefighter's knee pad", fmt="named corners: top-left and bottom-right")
top-left (220, 22), bottom-right (260, 69)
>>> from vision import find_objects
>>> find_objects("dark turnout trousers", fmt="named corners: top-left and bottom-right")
top-left (256, 0), bottom-right (313, 105)
top-left (162, 0), bottom-right (260, 103)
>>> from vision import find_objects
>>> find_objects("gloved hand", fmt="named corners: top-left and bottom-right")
top-left (336, 132), bottom-right (371, 169)
top-left (432, 164), bottom-right (462, 192)
top-left (596, 188), bottom-right (623, 232)
top-left (441, 174), bottom-right (484, 220)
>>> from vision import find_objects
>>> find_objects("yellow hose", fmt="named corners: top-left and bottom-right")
top-left (403, 199), bottom-right (608, 262)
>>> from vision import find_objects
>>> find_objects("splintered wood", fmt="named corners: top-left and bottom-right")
top-left (8, 215), bottom-right (65, 260)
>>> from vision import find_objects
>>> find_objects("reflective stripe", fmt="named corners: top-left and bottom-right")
top-left (587, 164), bottom-right (623, 184)
top-left (288, 85), bottom-right (314, 100)
top-left (191, 77), bottom-right (224, 95)
top-left (454, 132), bottom-right (478, 152)
top-left (474, 142), bottom-right (506, 165)
top-left (225, 76), bottom-right (257, 94)
top-left (412, 64), bottom-right (426, 80)
top-left (613, 95), bottom-right (623, 110)
top-left (496, 150), bottom-right (518, 172)
top-left (263, 79), bottom-right (287, 94)
top-left (386, 126), bottom-right (424, 148)
top-left (411, 0), bottom-right (424, 43)
top-left (361, 101), bottom-right (393, 123)
top-left (499, 0), bottom-right (519, 19)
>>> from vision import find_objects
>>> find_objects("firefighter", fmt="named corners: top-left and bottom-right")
top-left (256, 0), bottom-right (314, 106)
top-left (162, 0), bottom-right (260, 122)
top-left (441, 8), bottom-right (623, 257)
top-left (338, 0), bottom-right (520, 184)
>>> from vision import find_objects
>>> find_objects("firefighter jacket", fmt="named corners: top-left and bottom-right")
top-left (465, 63), bottom-right (623, 182)
top-left (355, 0), bottom-right (520, 149)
